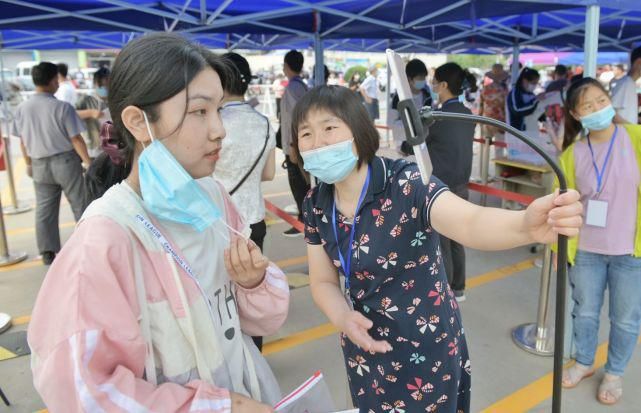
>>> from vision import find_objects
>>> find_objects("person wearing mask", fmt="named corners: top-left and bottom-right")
top-left (546, 64), bottom-right (569, 93)
top-left (479, 63), bottom-right (510, 157)
top-left (359, 66), bottom-right (380, 121)
top-left (427, 62), bottom-right (478, 301)
top-left (507, 67), bottom-right (543, 135)
top-left (75, 67), bottom-right (111, 159)
top-left (54, 63), bottom-right (77, 106)
top-left (609, 64), bottom-right (626, 91)
top-left (556, 77), bottom-right (641, 406)
top-left (214, 52), bottom-right (277, 352)
top-left (388, 59), bottom-right (433, 154)
top-left (349, 71), bottom-right (362, 95)
top-left (11, 62), bottom-right (91, 265)
top-left (611, 46), bottom-right (641, 124)
top-left (293, 85), bottom-right (582, 413)
top-left (27, 33), bottom-right (288, 413)
top-left (280, 49), bottom-right (310, 237)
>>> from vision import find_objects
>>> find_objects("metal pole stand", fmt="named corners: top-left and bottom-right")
top-left (512, 245), bottom-right (554, 356)
top-left (0, 189), bottom-right (27, 266)
top-left (479, 136), bottom-right (492, 206)
top-left (2, 136), bottom-right (32, 215)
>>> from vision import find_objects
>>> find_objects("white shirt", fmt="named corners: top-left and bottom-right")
top-left (610, 74), bottom-right (639, 124)
top-left (361, 74), bottom-right (379, 99)
top-left (147, 177), bottom-right (252, 397)
top-left (54, 80), bottom-right (77, 105)
top-left (214, 102), bottom-right (276, 224)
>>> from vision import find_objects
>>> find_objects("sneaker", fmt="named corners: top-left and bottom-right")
top-left (454, 290), bottom-right (466, 302)
top-left (42, 251), bottom-right (56, 266)
top-left (282, 227), bottom-right (303, 238)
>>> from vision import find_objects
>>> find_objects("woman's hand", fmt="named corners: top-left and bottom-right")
top-left (338, 310), bottom-right (393, 354)
top-left (230, 392), bottom-right (274, 413)
top-left (224, 237), bottom-right (269, 289)
top-left (524, 189), bottom-right (583, 244)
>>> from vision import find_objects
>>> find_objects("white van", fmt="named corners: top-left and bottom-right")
top-left (15, 61), bottom-right (37, 91)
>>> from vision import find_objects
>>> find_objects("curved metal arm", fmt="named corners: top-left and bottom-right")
top-left (422, 109), bottom-right (569, 413)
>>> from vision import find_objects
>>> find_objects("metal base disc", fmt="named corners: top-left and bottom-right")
top-left (0, 252), bottom-right (28, 267)
top-left (512, 322), bottom-right (555, 356)
top-left (3, 204), bottom-right (32, 215)
top-left (0, 313), bottom-right (11, 334)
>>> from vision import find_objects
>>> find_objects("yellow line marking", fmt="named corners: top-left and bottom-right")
top-left (13, 315), bottom-right (31, 325)
top-left (6, 221), bottom-right (75, 237)
top-left (263, 323), bottom-right (338, 356)
top-left (0, 259), bottom-right (42, 273)
top-left (274, 255), bottom-right (307, 269)
top-left (0, 346), bottom-right (18, 361)
top-left (262, 258), bottom-right (537, 356)
top-left (265, 217), bottom-right (284, 227)
top-left (481, 337), bottom-right (641, 412)
top-left (467, 259), bottom-right (535, 289)
top-left (264, 190), bottom-right (291, 199)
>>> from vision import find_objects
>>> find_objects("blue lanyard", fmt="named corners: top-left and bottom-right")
top-left (587, 126), bottom-right (618, 194)
top-left (331, 166), bottom-right (371, 291)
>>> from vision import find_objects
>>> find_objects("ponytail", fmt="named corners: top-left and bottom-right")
top-left (434, 62), bottom-right (477, 96)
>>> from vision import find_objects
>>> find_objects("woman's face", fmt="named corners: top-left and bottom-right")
top-left (297, 108), bottom-right (355, 153)
top-left (148, 68), bottom-right (226, 179)
top-left (571, 85), bottom-right (611, 119)
top-left (522, 77), bottom-right (539, 92)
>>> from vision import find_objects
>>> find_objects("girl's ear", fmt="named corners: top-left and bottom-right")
top-left (121, 106), bottom-right (153, 144)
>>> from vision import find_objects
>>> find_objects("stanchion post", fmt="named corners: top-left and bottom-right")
top-left (0, 185), bottom-right (28, 266)
top-left (0, 51), bottom-right (31, 215)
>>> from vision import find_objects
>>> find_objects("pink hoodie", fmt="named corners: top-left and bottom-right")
top-left (28, 179), bottom-right (289, 412)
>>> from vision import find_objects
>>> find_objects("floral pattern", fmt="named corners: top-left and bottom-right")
top-left (303, 157), bottom-right (471, 412)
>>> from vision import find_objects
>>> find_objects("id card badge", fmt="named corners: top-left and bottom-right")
top-left (344, 288), bottom-right (354, 310)
top-left (586, 199), bottom-right (608, 227)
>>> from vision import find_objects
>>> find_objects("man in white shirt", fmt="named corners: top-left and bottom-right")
top-left (360, 66), bottom-right (380, 121)
top-left (611, 47), bottom-right (641, 124)
top-left (54, 63), bottom-right (77, 106)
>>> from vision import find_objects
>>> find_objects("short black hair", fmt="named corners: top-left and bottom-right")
top-left (93, 67), bottom-right (110, 87)
top-left (291, 85), bottom-right (379, 169)
top-left (434, 62), bottom-right (478, 94)
top-left (554, 64), bottom-right (568, 77)
top-left (32, 62), bottom-right (59, 86)
top-left (57, 63), bottom-right (69, 78)
top-left (406, 59), bottom-right (428, 79)
top-left (284, 50), bottom-right (304, 73)
top-left (312, 64), bottom-right (330, 82)
top-left (222, 52), bottom-right (252, 95)
top-left (631, 45), bottom-right (641, 66)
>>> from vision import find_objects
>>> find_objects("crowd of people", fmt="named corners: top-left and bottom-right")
top-left (0, 33), bottom-right (637, 411)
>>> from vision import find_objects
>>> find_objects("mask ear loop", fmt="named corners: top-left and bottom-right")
top-left (213, 220), bottom-right (250, 243)
top-left (141, 110), bottom-right (155, 149)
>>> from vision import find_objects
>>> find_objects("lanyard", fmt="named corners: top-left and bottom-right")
top-left (587, 125), bottom-right (618, 194)
top-left (332, 166), bottom-right (371, 291)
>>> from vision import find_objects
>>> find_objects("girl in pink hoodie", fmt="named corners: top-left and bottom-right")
top-left (28, 33), bottom-right (289, 413)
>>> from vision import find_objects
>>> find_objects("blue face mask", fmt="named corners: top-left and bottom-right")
top-left (138, 112), bottom-right (222, 232)
top-left (430, 90), bottom-right (439, 105)
top-left (96, 86), bottom-right (108, 98)
top-left (580, 104), bottom-right (615, 131)
top-left (414, 80), bottom-right (426, 90)
top-left (301, 139), bottom-right (358, 184)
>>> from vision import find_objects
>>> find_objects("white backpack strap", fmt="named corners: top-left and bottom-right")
top-left (167, 253), bottom-right (215, 383)
top-left (132, 242), bottom-right (158, 385)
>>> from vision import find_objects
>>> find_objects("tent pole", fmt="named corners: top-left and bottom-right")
top-left (314, 33), bottom-right (325, 86)
top-left (511, 42), bottom-right (520, 86)
top-left (583, 4), bottom-right (600, 77)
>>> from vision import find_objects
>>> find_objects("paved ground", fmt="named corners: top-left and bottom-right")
top-left (1, 134), bottom-right (640, 413)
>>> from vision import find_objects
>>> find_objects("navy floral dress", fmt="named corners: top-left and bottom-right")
top-left (303, 157), bottom-right (471, 413)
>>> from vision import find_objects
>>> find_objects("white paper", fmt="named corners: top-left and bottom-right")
top-left (586, 199), bottom-right (608, 227)
top-left (539, 91), bottom-right (563, 108)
